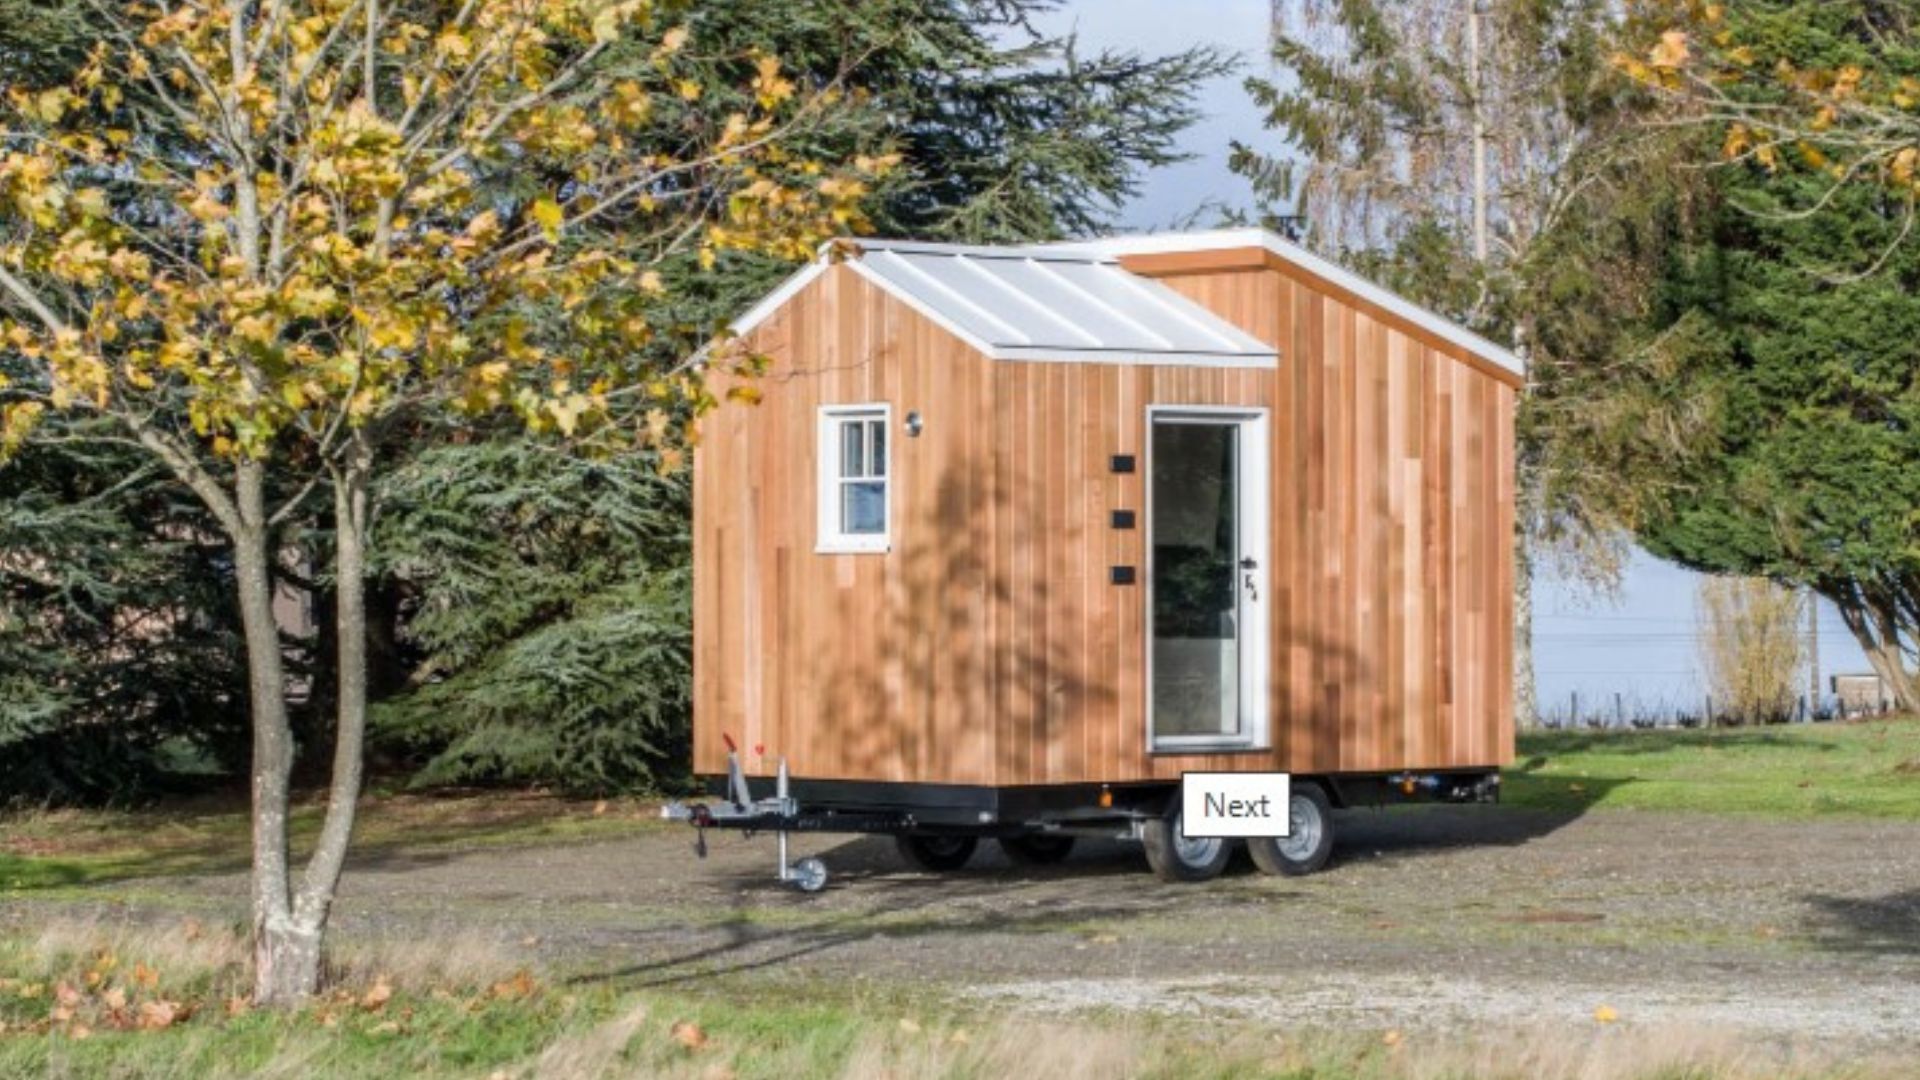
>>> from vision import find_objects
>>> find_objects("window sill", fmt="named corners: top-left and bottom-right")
top-left (1147, 742), bottom-right (1270, 756)
top-left (815, 541), bottom-right (891, 556)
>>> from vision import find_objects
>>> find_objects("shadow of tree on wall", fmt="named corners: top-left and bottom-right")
top-left (813, 460), bottom-right (1112, 784)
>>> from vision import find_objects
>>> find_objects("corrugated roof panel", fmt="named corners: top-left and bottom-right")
top-left (859, 248), bottom-right (1031, 346)
top-left (842, 241), bottom-right (1277, 366)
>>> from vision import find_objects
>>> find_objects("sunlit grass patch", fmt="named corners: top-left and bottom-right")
top-left (1506, 718), bottom-right (1920, 818)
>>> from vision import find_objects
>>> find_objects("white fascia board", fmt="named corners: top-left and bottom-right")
top-left (724, 259), bottom-right (830, 341)
top-left (1054, 228), bottom-right (1526, 379)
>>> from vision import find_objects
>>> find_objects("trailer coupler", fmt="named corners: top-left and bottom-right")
top-left (661, 749), bottom-right (909, 893)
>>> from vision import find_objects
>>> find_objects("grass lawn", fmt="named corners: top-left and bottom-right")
top-left (1504, 717), bottom-right (1920, 818)
top-left (0, 916), bottom-right (1894, 1079)
top-left (0, 790), bottom-right (659, 895)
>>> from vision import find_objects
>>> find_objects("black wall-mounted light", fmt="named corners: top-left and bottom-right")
top-left (905, 411), bottom-right (923, 437)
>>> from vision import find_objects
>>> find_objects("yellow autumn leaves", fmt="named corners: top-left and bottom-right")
top-left (1613, 4), bottom-right (1920, 196)
top-left (0, 0), bottom-right (897, 463)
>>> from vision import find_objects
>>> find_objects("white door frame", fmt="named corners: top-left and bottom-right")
top-left (1143, 405), bottom-right (1271, 753)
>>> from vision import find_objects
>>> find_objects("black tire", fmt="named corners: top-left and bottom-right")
top-left (998, 833), bottom-right (1076, 866)
top-left (895, 833), bottom-right (979, 872)
top-left (1247, 783), bottom-right (1335, 877)
top-left (1140, 805), bottom-right (1234, 882)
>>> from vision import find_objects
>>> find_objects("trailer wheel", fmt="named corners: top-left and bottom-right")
top-left (1247, 783), bottom-right (1334, 876)
top-left (895, 833), bottom-right (979, 873)
top-left (790, 856), bottom-right (829, 893)
top-left (999, 834), bottom-right (1076, 866)
top-left (1141, 806), bottom-right (1233, 882)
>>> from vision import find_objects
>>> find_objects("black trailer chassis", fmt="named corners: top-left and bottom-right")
top-left (661, 749), bottom-right (1499, 892)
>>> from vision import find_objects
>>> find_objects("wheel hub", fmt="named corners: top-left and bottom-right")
top-left (1171, 826), bottom-right (1224, 866)
top-left (1277, 792), bottom-right (1323, 861)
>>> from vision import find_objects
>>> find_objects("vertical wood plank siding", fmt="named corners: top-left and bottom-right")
top-left (693, 263), bottom-right (1516, 782)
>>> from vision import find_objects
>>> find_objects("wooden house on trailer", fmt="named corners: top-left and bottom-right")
top-left (680, 228), bottom-right (1521, 887)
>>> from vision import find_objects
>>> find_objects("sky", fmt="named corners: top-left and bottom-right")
top-left (1046, 0), bottom-right (1874, 719)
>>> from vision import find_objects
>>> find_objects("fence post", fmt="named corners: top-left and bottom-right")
top-left (1615, 692), bottom-right (1624, 728)
top-left (1705, 695), bottom-right (1714, 729)
top-left (1571, 691), bottom-right (1579, 726)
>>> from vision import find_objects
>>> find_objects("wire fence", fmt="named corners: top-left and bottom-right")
top-left (1532, 688), bottom-right (1900, 730)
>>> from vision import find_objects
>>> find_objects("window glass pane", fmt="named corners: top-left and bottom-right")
top-left (869, 419), bottom-right (886, 477)
top-left (1150, 421), bottom-right (1241, 739)
top-left (841, 480), bottom-right (886, 534)
top-left (840, 420), bottom-right (864, 479)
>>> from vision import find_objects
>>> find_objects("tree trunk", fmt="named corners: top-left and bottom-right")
top-left (229, 460), bottom-right (303, 1005)
top-left (1832, 585), bottom-right (1920, 714)
top-left (291, 459), bottom-right (372, 948)
top-left (230, 454), bottom-right (376, 1005)
top-left (254, 920), bottom-right (323, 1004)
top-left (1513, 532), bottom-right (1537, 728)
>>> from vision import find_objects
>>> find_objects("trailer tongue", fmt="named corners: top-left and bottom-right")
top-left (660, 738), bottom-right (910, 893)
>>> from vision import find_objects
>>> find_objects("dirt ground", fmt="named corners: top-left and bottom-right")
top-left (24, 806), bottom-right (1920, 1053)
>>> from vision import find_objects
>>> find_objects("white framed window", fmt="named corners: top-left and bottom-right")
top-left (817, 403), bottom-right (891, 553)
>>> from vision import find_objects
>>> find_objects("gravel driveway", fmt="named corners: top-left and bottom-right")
top-left (44, 805), bottom-right (1920, 1052)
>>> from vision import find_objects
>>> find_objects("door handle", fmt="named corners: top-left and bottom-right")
top-left (1240, 557), bottom-right (1259, 602)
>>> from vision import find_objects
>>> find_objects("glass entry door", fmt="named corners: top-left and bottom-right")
top-left (1147, 408), bottom-right (1269, 750)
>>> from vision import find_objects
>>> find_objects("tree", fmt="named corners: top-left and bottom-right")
top-left (1235, 0), bottom-right (1615, 726)
top-left (361, 0), bottom-right (1230, 793)
top-left (1697, 575), bottom-right (1806, 724)
top-left (369, 439), bottom-right (690, 793)
top-left (0, 0), bottom-right (886, 1002)
top-left (1624, 0), bottom-right (1920, 220)
top-left (0, 422), bottom-right (248, 803)
top-left (1587, 0), bottom-right (1920, 710)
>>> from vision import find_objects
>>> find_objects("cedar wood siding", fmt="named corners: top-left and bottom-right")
top-left (692, 258), bottom-right (1516, 784)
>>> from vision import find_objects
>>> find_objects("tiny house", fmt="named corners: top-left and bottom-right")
top-left (684, 229), bottom-right (1519, 885)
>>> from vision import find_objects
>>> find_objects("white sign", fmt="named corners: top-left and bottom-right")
top-left (1181, 772), bottom-right (1291, 838)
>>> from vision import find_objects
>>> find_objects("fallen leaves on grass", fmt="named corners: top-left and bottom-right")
top-left (137, 999), bottom-right (182, 1030)
top-left (361, 978), bottom-right (394, 1011)
top-left (671, 1020), bottom-right (708, 1050)
top-left (488, 970), bottom-right (538, 1001)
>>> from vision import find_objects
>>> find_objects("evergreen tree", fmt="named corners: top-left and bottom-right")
top-left (1538, 0), bottom-right (1920, 709)
top-left (0, 422), bottom-right (248, 803)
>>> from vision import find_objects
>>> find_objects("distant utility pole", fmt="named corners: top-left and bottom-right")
top-left (1467, 0), bottom-right (1489, 265)
top-left (1807, 588), bottom-right (1820, 711)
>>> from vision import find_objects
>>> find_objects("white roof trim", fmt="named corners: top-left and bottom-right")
top-left (1047, 228), bottom-right (1526, 378)
top-left (723, 259), bottom-right (829, 342)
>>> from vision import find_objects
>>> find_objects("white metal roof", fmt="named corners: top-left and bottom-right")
top-left (1047, 228), bottom-right (1525, 378)
top-left (727, 239), bottom-right (1278, 367)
